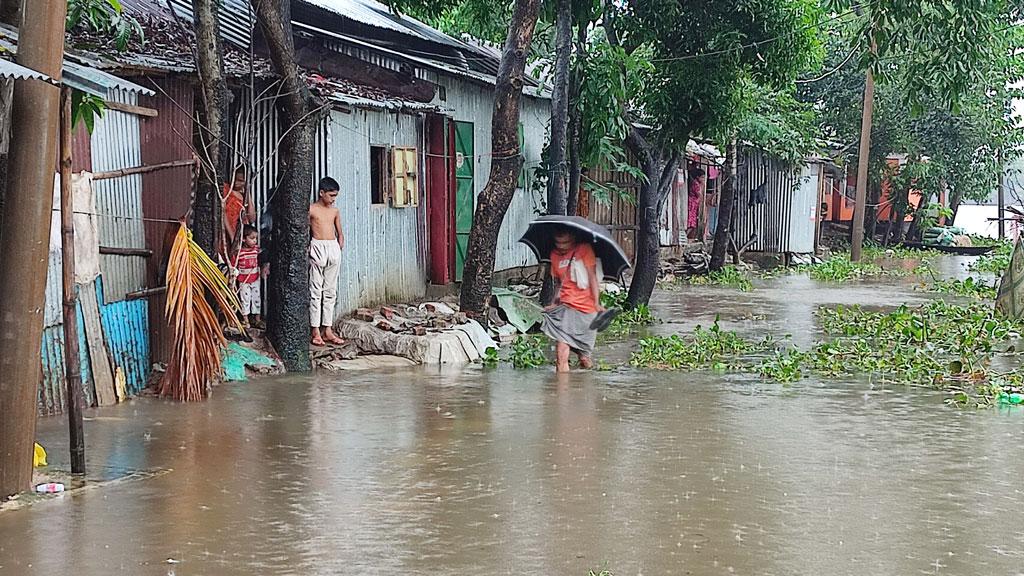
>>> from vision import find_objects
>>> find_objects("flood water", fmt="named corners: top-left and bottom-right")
top-left (3, 257), bottom-right (1023, 576)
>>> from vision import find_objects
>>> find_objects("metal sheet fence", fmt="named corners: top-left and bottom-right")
top-left (91, 90), bottom-right (147, 302)
top-left (731, 147), bottom-right (817, 254)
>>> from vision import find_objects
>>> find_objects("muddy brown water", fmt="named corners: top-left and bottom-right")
top-left (3, 257), bottom-right (1023, 576)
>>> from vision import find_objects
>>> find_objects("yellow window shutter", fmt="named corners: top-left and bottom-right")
top-left (391, 147), bottom-right (418, 207)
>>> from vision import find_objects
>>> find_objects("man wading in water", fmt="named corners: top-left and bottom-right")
top-left (542, 227), bottom-right (605, 372)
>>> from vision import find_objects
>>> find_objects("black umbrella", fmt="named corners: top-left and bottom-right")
top-left (519, 215), bottom-right (631, 281)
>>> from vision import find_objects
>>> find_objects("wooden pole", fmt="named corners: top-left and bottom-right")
top-left (850, 66), bottom-right (875, 262)
top-left (92, 158), bottom-right (195, 181)
top-left (0, 0), bottom-right (67, 498)
top-left (998, 154), bottom-right (1006, 240)
top-left (60, 87), bottom-right (85, 474)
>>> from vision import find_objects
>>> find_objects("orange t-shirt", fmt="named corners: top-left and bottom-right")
top-left (222, 184), bottom-right (245, 240)
top-left (550, 243), bottom-right (599, 314)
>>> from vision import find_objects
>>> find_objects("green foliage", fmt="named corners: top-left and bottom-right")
top-left (608, 0), bottom-right (821, 149)
top-left (915, 204), bottom-right (954, 233)
top-left (687, 266), bottom-right (754, 291)
top-left (481, 346), bottom-right (500, 367)
top-left (968, 240), bottom-right (1014, 275)
top-left (729, 78), bottom-right (819, 163)
top-left (631, 319), bottom-right (771, 370)
top-left (576, 31), bottom-right (651, 200)
top-left (928, 277), bottom-right (997, 300)
top-left (509, 335), bottom-right (548, 368)
top-left (758, 348), bottom-right (807, 382)
top-left (601, 290), bottom-right (655, 330)
top-left (70, 90), bottom-right (105, 134)
top-left (67, 0), bottom-right (144, 50)
top-left (804, 254), bottom-right (882, 281)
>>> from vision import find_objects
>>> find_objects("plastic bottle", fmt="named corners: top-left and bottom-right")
top-left (34, 483), bottom-right (65, 494)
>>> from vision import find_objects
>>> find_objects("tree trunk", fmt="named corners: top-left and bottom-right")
top-left (253, 0), bottom-right (316, 371)
top-left (0, 0), bottom-right (65, 499)
top-left (625, 129), bottom-right (679, 307)
top-left (565, 24), bottom-right (586, 216)
top-left (863, 182), bottom-right (880, 243)
top-left (546, 0), bottom-right (571, 216)
top-left (906, 191), bottom-right (931, 242)
top-left (458, 0), bottom-right (542, 316)
top-left (191, 0), bottom-right (230, 256)
top-left (710, 139), bottom-right (737, 271)
top-left (949, 188), bottom-right (964, 223)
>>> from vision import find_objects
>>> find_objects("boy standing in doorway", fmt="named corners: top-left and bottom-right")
top-left (309, 177), bottom-right (345, 346)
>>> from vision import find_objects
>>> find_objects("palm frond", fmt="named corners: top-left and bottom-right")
top-left (160, 223), bottom-right (244, 401)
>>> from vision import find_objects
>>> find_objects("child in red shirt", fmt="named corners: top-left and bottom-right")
top-left (235, 225), bottom-right (263, 330)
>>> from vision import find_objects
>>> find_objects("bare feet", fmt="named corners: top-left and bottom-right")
top-left (323, 328), bottom-right (345, 345)
top-left (311, 328), bottom-right (325, 347)
top-left (578, 355), bottom-right (594, 369)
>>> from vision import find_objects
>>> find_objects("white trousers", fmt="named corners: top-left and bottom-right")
top-left (238, 281), bottom-right (261, 316)
top-left (309, 239), bottom-right (341, 327)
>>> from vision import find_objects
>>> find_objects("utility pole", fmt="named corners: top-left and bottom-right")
top-left (0, 0), bottom-right (67, 497)
top-left (997, 154), bottom-right (1006, 240)
top-left (850, 66), bottom-right (875, 262)
top-left (60, 87), bottom-right (86, 474)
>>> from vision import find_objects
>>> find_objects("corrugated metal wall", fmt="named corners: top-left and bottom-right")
top-left (731, 147), bottom-right (818, 254)
top-left (328, 108), bottom-right (427, 311)
top-left (98, 290), bottom-right (150, 396)
top-left (91, 90), bottom-right (147, 302)
top-left (140, 76), bottom-right (194, 364)
top-left (436, 76), bottom-right (549, 271)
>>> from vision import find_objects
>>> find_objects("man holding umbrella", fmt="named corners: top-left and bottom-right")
top-left (521, 216), bottom-right (630, 372)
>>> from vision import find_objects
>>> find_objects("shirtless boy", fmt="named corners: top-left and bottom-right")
top-left (309, 177), bottom-right (345, 346)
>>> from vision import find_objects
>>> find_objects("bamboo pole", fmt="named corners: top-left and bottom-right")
top-left (92, 158), bottom-right (195, 181)
top-left (0, 0), bottom-right (67, 498)
top-left (60, 87), bottom-right (85, 474)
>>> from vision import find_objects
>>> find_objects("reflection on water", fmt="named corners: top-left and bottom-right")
top-left (2, 259), bottom-right (1023, 576)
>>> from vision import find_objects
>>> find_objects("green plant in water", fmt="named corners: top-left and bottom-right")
top-left (929, 277), bottom-right (997, 300)
top-left (481, 346), bottom-right (499, 368)
top-left (803, 254), bottom-right (883, 282)
top-left (758, 348), bottom-right (807, 382)
top-left (510, 335), bottom-right (548, 369)
top-left (631, 319), bottom-right (769, 369)
top-left (968, 239), bottom-right (1014, 275)
top-left (688, 266), bottom-right (754, 291)
top-left (600, 290), bottom-right (656, 330)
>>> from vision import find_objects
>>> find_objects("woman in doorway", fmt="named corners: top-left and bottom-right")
top-left (542, 227), bottom-right (605, 372)
top-left (687, 167), bottom-right (706, 240)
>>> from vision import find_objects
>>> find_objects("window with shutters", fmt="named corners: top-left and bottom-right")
top-left (391, 146), bottom-right (419, 207)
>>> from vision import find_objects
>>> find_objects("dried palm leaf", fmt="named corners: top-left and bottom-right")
top-left (160, 223), bottom-right (245, 401)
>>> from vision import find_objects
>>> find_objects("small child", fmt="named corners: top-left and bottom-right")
top-left (235, 225), bottom-right (263, 330)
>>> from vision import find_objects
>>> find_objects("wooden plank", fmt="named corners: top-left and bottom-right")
top-left (103, 100), bottom-right (159, 117)
top-left (79, 283), bottom-right (117, 407)
top-left (99, 246), bottom-right (153, 257)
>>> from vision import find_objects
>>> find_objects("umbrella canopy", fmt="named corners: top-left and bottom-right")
top-left (519, 215), bottom-right (631, 281)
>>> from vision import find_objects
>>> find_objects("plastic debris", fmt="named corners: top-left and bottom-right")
top-left (34, 483), bottom-right (64, 494)
top-left (222, 343), bottom-right (277, 382)
top-left (33, 443), bottom-right (47, 467)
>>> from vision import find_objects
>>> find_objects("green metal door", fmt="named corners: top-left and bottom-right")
top-left (454, 121), bottom-right (474, 281)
